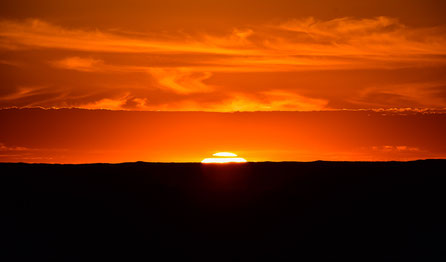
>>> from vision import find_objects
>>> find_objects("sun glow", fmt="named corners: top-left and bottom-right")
top-left (213, 152), bottom-right (238, 157)
top-left (201, 152), bottom-right (247, 164)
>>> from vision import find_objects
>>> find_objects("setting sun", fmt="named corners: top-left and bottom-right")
top-left (201, 152), bottom-right (247, 164)
top-left (212, 152), bottom-right (238, 157)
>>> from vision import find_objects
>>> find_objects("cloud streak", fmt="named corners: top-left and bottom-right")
top-left (2, 17), bottom-right (446, 70)
top-left (1, 17), bottom-right (446, 111)
top-left (50, 57), bottom-right (104, 72)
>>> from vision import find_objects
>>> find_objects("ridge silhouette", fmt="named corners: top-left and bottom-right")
top-left (1, 160), bottom-right (445, 260)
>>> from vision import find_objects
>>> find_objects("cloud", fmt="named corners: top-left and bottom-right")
top-left (371, 145), bottom-right (420, 152)
top-left (1, 17), bottom-right (446, 111)
top-left (276, 16), bottom-right (446, 58)
top-left (0, 86), bottom-right (60, 107)
top-left (1, 17), bottom-right (445, 71)
top-left (351, 81), bottom-right (446, 108)
top-left (148, 68), bottom-right (213, 94)
top-left (0, 143), bottom-right (29, 151)
top-left (76, 90), bottom-right (327, 111)
top-left (0, 19), bottom-right (243, 55)
top-left (51, 57), bottom-right (104, 72)
top-left (216, 90), bottom-right (328, 111)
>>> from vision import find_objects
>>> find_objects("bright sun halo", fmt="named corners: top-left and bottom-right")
top-left (201, 152), bottom-right (247, 164)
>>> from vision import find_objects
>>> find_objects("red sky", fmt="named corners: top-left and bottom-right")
top-left (1, 1), bottom-right (445, 162)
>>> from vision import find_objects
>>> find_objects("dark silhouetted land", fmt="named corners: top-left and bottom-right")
top-left (1, 160), bottom-right (446, 260)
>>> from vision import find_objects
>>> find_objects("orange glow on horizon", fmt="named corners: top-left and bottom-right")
top-left (1, 109), bottom-right (446, 163)
top-left (201, 157), bottom-right (248, 164)
top-left (202, 152), bottom-right (248, 163)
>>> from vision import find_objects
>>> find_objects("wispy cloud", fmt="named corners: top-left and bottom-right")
top-left (1, 17), bottom-right (446, 111)
top-left (371, 145), bottom-right (420, 152)
top-left (51, 57), bottom-right (104, 72)
top-left (1, 17), bottom-right (446, 71)
top-left (0, 19), bottom-right (244, 55)
top-left (0, 143), bottom-right (29, 151)
top-left (148, 68), bottom-right (214, 94)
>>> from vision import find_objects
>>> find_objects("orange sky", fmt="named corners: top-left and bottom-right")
top-left (1, 1), bottom-right (445, 162)
top-left (1, 108), bottom-right (445, 163)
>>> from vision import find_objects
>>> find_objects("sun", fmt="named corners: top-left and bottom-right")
top-left (201, 152), bottom-right (247, 164)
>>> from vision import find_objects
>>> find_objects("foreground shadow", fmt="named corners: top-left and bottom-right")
top-left (1, 160), bottom-right (445, 260)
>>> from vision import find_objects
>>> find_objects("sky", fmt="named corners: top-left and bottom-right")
top-left (1, 109), bottom-right (446, 163)
top-left (1, 0), bottom-right (445, 162)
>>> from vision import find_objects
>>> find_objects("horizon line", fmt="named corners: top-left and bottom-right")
top-left (1, 159), bottom-right (445, 165)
